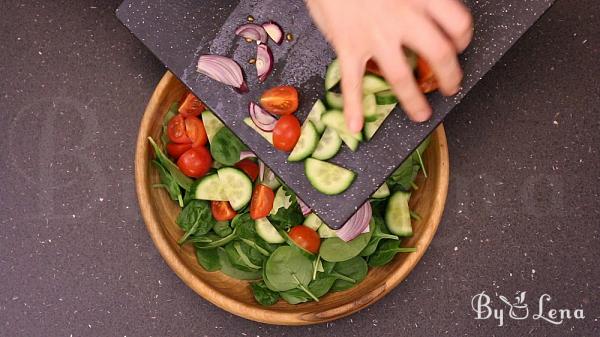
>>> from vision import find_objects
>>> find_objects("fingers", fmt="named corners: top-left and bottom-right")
top-left (403, 15), bottom-right (462, 96)
top-left (426, 0), bottom-right (473, 52)
top-left (338, 54), bottom-right (367, 133)
top-left (374, 48), bottom-right (431, 122)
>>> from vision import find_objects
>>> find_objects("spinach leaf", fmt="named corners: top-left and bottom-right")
top-left (210, 127), bottom-right (246, 166)
top-left (233, 213), bottom-right (277, 254)
top-left (152, 159), bottom-right (182, 204)
top-left (279, 274), bottom-right (337, 304)
top-left (224, 242), bottom-right (261, 271)
top-left (367, 240), bottom-right (417, 267)
top-left (251, 281), bottom-right (280, 306)
top-left (148, 137), bottom-right (193, 190)
top-left (360, 217), bottom-right (399, 257)
top-left (264, 246), bottom-right (318, 301)
top-left (268, 189), bottom-right (304, 231)
top-left (331, 256), bottom-right (368, 291)
top-left (216, 247), bottom-right (261, 280)
top-left (319, 231), bottom-right (372, 262)
top-left (213, 221), bottom-right (233, 237)
top-left (176, 200), bottom-right (216, 244)
top-left (386, 157), bottom-right (419, 192)
top-left (193, 228), bottom-right (237, 249)
top-left (195, 247), bottom-right (221, 272)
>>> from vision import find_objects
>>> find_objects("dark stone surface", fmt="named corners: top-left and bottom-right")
top-left (0, 0), bottom-right (598, 336)
top-left (115, 0), bottom-right (553, 228)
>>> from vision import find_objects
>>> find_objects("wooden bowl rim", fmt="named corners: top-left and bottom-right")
top-left (134, 71), bottom-right (449, 325)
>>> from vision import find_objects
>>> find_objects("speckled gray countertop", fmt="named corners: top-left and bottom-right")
top-left (0, 1), bottom-right (598, 336)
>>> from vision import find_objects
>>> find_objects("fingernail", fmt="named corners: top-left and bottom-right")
top-left (413, 110), bottom-right (431, 123)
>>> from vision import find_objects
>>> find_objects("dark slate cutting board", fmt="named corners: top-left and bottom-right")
top-left (117, 0), bottom-right (553, 229)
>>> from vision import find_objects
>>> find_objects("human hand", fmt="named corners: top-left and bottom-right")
top-left (306, 0), bottom-right (473, 132)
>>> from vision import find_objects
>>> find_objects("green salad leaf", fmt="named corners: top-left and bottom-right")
top-left (319, 231), bottom-right (372, 262)
top-left (176, 200), bottom-right (216, 244)
top-left (367, 240), bottom-right (417, 267)
top-left (251, 281), bottom-right (280, 306)
top-left (331, 256), bottom-right (368, 291)
top-left (195, 247), bottom-right (221, 272)
top-left (210, 127), bottom-right (246, 166)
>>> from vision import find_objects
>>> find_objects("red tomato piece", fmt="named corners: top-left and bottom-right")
top-left (259, 86), bottom-right (299, 115)
top-left (416, 57), bottom-right (439, 94)
top-left (176, 146), bottom-right (212, 178)
top-left (167, 114), bottom-right (192, 144)
top-left (273, 115), bottom-right (301, 152)
top-left (211, 201), bottom-right (237, 221)
top-left (235, 159), bottom-right (259, 181)
top-left (166, 142), bottom-right (192, 159)
top-left (288, 226), bottom-right (320, 254)
top-left (184, 116), bottom-right (208, 148)
top-left (249, 184), bottom-right (275, 220)
top-left (178, 93), bottom-right (205, 117)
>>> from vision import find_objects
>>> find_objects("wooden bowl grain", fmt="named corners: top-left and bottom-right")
top-left (134, 71), bottom-right (449, 325)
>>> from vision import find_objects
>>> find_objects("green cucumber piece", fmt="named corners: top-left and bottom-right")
top-left (312, 127), bottom-right (342, 160)
top-left (385, 191), bottom-right (413, 236)
top-left (192, 174), bottom-right (228, 201)
top-left (303, 213), bottom-right (323, 231)
top-left (217, 167), bottom-right (253, 210)
top-left (288, 121), bottom-right (319, 162)
top-left (363, 103), bottom-right (397, 140)
top-left (255, 217), bottom-right (285, 244)
top-left (362, 74), bottom-right (391, 95)
top-left (325, 91), bottom-right (344, 109)
top-left (371, 182), bottom-right (391, 199)
top-left (201, 110), bottom-right (224, 144)
top-left (305, 158), bottom-right (356, 195)
top-left (317, 224), bottom-right (337, 238)
top-left (339, 133), bottom-right (359, 152)
top-left (362, 94), bottom-right (378, 122)
top-left (324, 58), bottom-right (341, 90)
top-left (244, 117), bottom-right (273, 144)
top-left (321, 110), bottom-right (363, 141)
top-left (305, 99), bottom-right (327, 134)
top-left (375, 90), bottom-right (398, 105)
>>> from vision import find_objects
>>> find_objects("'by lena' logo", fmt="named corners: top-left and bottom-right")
top-left (471, 291), bottom-right (585, 326)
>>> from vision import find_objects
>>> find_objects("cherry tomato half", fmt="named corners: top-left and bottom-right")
top-left (184, 116), bottom-right (208, 148)
top-left (177, 146), bottom-right (212, 178)
top-left (288, 225), bottom-right (320, 254)
top-left (273, 115), bottom-right (301, 152)
top-left (259, 85), bottom-right (299, 115)
top-left (235, 159), bottom-right (259, 181)
top-left (211, 201), bottom-right (237, 221)
top-left (167, 114), bottom-right (192, 144)
top-left (249, 184), bottom-right (275, 220)
top-left (416, 57), bottom-right (439, 94)
top-left (178, 93), bottom-right (205, 117)
top-left (166, 142), bottom-right (192, 159)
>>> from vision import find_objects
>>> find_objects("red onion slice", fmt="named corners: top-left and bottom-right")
top-left (197, 55), bottom-right (248, 93)
top-left (297, 198), bottom-right (311, 216)
top-left (262, 21), bottom-right (284, 44)
top-left (249, 101), bottom-right (277, 131)
top-left (258, 160), bottom-right (265, 182)
top-left (239, 151), bottom-right (256, 161)
top-left (256, 43), bottom-right (273, 83)
top-left (335, 202), bottom-right (372, 242)
top-left (235, 23), bottom-right (268, 44)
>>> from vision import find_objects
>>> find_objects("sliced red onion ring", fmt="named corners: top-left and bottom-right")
top-left (249, 101), bottom-right (277, 131)
top-left (235, 23), bottom-right (267, 44)
top-left (335, 202), bottom-right (372, 242)
top-left (256, 43), bottom-right (274, 83)
top-left (297, 198), bottom-right (311, 216)
top-left (239, 151), bottom-right (256, 161)
top-left (258, 160), bottom-right (265, 182)
top-left (197, 55), bottom-right (248, 93)
top-left (262, 21), bottom-right (284, 44)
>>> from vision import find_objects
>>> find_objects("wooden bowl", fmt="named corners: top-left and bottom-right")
top-left (135, 72), bottom-right (449, 325)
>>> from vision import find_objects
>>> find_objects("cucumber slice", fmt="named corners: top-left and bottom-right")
top-left (325, 91), bottom-right (344, 109)
top-left (192, 174), bottom-right (228, 201)
top-left (244, 117), bottom-right (273, 144)
top-left (270, 186), bottom-right (292, 215)
top-left (201, 110), bottom-right (224, 143)
top-left (321, 110), bottom-right (363, 141)
top-left (304, 213), bottom-right (323, 231)
top-left (371, 182), bottom-right (390, 199)
top-left (363, 103), bottom-right (397, 140)
top-left (255, 217), bottom-right (285, 244)
top-left (375, 90), bottom-right (398, 105)
top-left (362, 94), bottom-right (378, 122)
top-left (318, 223), bottom-right (337, 238)
top-left (312, 127), bottom-right (342, 160)
top-left (362, 74), bottom-right (391, 95)
top-left (324, 58), bottom-right (341, 90)
top-left (305, 99), bottom-right (326, 134)
top-left (385, 191), bottom-right (413, 236)
top-left (217, 167), bottom-right (253, 210)
top-left (339, 133), bottom-right (359, 152)
top-left (305, 158), bottom-right (356, 195)
top-left (288, 121), bottom-right (319, 162)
